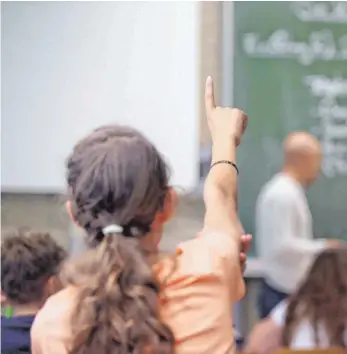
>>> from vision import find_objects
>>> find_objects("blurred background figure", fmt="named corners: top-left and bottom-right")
top-left (256, 132), bottom-right (340, 319)
top-left (1, 230), bottom-right (66, 354)
top-left (245, 248), bottom-right (347, 353)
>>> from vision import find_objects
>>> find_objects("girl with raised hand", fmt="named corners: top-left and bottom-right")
top-left (31, 77), bottom-right (249, 354)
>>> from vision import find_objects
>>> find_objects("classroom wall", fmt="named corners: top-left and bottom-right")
top-left (1, 1), bottom-right (200, 192)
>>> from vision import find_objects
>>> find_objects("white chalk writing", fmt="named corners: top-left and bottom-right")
top-left (240, 3), bottom-right (347, 177)
top-left (292, 2), bottom-right (347, 23)
top-left (303, 76), bottom-right (347, 98)
top-left (243, 29), bottom-right (347, 66)
top-left (304, 76), bottom-right (347, 177)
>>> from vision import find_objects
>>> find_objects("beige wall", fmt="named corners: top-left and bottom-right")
top-left (1, 194), bottom-right (70, 249)
top-left (199, 2), bottom-right (222, 148)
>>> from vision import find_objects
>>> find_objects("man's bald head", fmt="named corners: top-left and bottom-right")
top-left (284, 132), bottom-right (321, 160)
top-left (283, 132), bottom-right (322, 186)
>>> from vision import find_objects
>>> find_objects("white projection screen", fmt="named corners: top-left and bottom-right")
top-left (1, 2), bottom-right (199, 193)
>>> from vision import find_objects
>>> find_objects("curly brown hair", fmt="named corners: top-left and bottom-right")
top-left (1, 229), bottom-right (67, 304)
top-left (283, 248), bottom-right (347, 348)
top-left (63, 125), bottom-right (175, 354)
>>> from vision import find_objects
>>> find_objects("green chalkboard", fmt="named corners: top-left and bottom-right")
top-left (231, 1), bottom-right (347, 254)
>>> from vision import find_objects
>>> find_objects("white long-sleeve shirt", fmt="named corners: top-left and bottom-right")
top-left (255, 173), bottom-right (326, 293)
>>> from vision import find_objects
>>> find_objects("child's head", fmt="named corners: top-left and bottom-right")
top-left (66, 125), bottom-right (176, 251)
top-left (284, 247), bottom-right (347, 348)
top-left (64, 125), bottom-right (175, 353)
top-left (1, 230), bottom-right (67, 312)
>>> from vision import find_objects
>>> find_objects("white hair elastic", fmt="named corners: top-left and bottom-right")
top-left (102, 224), bottom-right (123, 235)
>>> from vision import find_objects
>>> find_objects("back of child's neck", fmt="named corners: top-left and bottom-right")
top-left (11, 302), bottom-right (42, 317)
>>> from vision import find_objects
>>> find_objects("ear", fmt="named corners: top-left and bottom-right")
top-left (44, 276), bottom-right (63, 299)
top-left (154, 188), bottom-right (177, 225)
top-left (66, 200), bottom-right (80, 227)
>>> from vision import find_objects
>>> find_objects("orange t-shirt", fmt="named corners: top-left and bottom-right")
top-left (31, 231), bottom-right (243, 353)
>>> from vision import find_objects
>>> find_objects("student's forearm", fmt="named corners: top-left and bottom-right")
top-left (205, 138), bottom-right (237, 201)
top-left (204, 138), bottom-right (244, 235)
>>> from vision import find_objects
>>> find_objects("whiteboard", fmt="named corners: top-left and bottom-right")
top-left (1, 2), bottom-right (199, 193)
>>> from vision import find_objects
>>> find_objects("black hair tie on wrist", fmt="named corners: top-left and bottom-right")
top-left (210, 160), bottom-right (239, 175)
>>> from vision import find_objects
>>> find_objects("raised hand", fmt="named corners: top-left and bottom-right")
top-left (205, 76), bottom-right (248, 146)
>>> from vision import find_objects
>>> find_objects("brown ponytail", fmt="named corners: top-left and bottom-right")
top-left (64, 125), bottom-right (175, 353)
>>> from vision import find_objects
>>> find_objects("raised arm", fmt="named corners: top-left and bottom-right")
top-left (203, 76), bottom-right (247, 241)
top-left (203, 77), bottom-right (248, 300)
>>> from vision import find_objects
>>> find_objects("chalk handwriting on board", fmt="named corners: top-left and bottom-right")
top-left (240, 3), bottom-right (347, 178)
top-left (304, 76), bottom-right (347, 178)
top-left (243, 29), bottom-right (347, 66)
top-left (303, 75), bottom-right (347, 98)
top-left (292, 2), bottom-right (347, 23)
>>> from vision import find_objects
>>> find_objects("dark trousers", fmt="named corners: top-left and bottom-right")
top-left (257, 280), bottom-right (289, 319)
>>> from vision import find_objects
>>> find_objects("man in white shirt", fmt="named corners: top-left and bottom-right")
top-left (255, 132), bottom-right (338, 318)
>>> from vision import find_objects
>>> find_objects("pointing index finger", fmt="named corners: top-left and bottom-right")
top-left (205, 76), bottom-right (216, 116)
